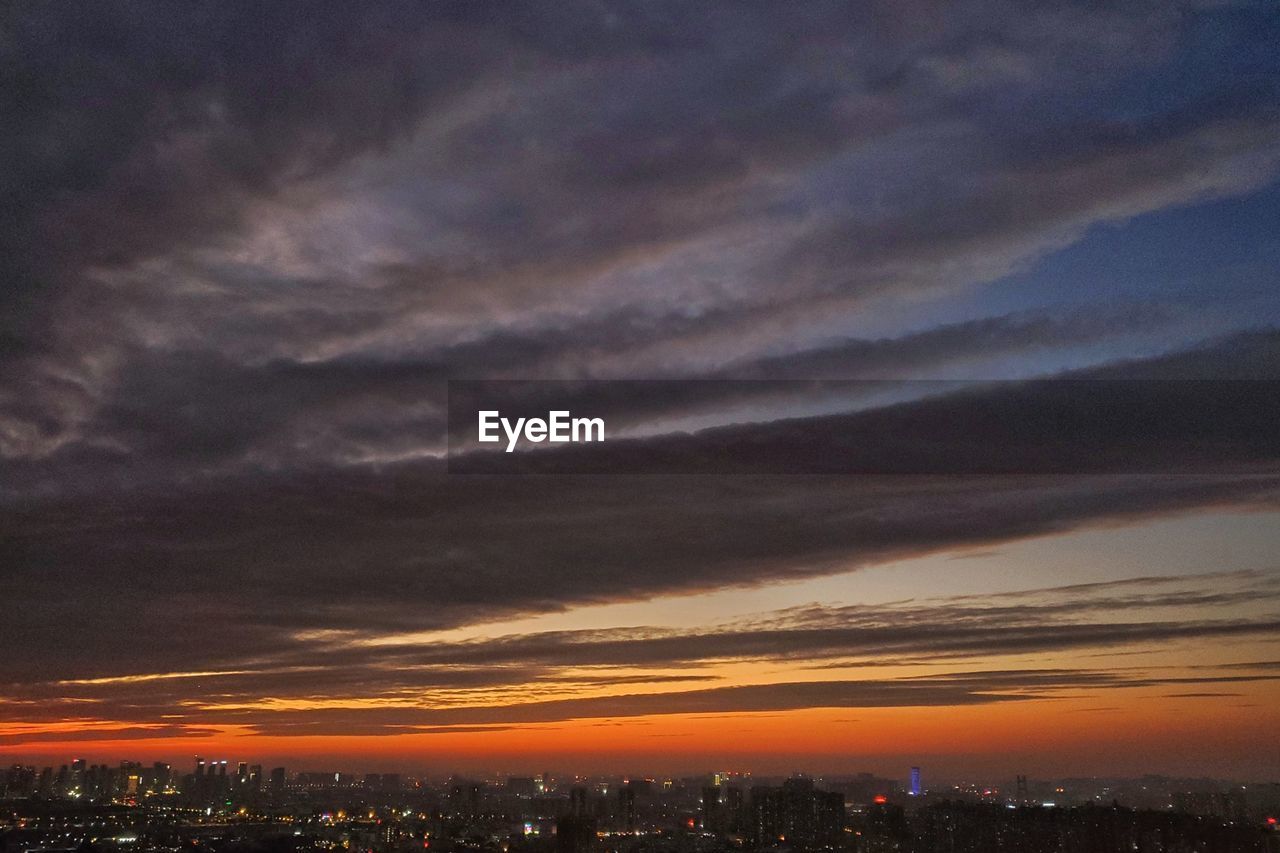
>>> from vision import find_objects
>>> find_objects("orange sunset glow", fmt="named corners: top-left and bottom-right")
top-left (4, 510), bottom-right (1279, 778)
top-left (3, 6), bottom-right (1280, 853)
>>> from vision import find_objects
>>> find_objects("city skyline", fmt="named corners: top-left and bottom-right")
top-left (3, 754), bottom-right (1271, 802)
top-left (7, 758), bottom-right (1273, 853)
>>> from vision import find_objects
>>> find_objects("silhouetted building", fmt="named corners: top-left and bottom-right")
top-left (618, 784), bottom-right (636, 831)
top-left (449, 780), bottom-right (485, 820)
top-left (724, 786), bottom-right (745, 833)
top-left (905, 802), bottom-right (1275, 853)
top-left (703, 786), bottom-right (724, 832)
top-left (556, 815), bottom-right (596, 853)
top-left (508, 776), bottom-right (538, 797)
top-left (569, 786), bottom-right (589, 817)
top-left (749, 777), bottom-right (843, 850)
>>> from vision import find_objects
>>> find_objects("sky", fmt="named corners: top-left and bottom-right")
top-left (1, 1), bottom-right (1279, 782)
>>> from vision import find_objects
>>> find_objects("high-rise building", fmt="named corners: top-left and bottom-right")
top-left (556, 815), bottom-right (597, 853)
top-left (4, 765), bottom-right (37, 798)
top-left (749, 777), bottom-right (844, 850)
top-left (909, 767), bottom-right (922, 797)
top-left (449, 780), bottom-right (485, 820)
top-left (507, 776), bottom-right (537, 796)
top-left (569, 785), bottom-right (589, 817)
top-left (724, 786), bottom-right (745, 833)
top-left (618, 784), bottom-right (636, 831)
top-left (702, 786), bottom-right (723, 832)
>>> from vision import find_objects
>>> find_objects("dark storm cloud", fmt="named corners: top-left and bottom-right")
top-left (230, 82), bottom-right (1277, 375)
top-left (0, 333), bottom-right (1277, 746)
top-left (2, 305), bottom-right (1178, 489)
top-left (1, 2), bottom-right (487, 341)
top-left (2, 0), bottom-right (1280, 746)
top-left (0, 726), bottom-right (220, 746)
top-left (769, 88), bottom-right (1280, 301)
top-left (4, 0), bottom-right (1279, 465)
top-left (0, 307), bottom-right (1239, 495)
top-left (448, 376), bottom-right (1280, 475)
top-left (715, 307), bottom-right (1178, 380)
top-left (2, 383), bottom-right (1279, 685)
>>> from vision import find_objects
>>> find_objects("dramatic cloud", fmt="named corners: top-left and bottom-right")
top-left (4, 1), bottom-right (1279, 463)
top-left (1, 1), bottom-right (1278, 765)
top-left (2, 569), bottom-right (1276, 740)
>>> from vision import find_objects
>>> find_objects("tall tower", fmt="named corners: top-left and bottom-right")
top-left (619, 785), bottom-right (636, 832)
top-left (569, 785), bottom-right (588, 817)
top-left (909, 767), bottom-right (921, 797)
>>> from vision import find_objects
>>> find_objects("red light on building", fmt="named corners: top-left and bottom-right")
top-left (873, 795), bottom-right (887, 805)
top-left (1267, 817), bottom-right (1277, 826)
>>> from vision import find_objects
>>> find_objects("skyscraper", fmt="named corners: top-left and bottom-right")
top-left (909, 767), bottom-right (922, 797)
top-left (618, 784), bottom-right (636, 832)
top-left (702, 786), bottom-right (722, 832)
top-left (749, 777), bottom-right (844, 850)
top-left (569, 785), bottom-right (589, 817)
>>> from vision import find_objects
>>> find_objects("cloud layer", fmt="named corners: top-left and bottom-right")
top-left (2, 1), bottom-right (1279, 757)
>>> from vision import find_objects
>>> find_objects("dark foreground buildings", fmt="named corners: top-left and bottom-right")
top-left (748, 778), bottom-right (845, 849)
top-left (2, 762), bottom-right (1278, 853)
top-left (859, 801), bottom-right (1280, 852)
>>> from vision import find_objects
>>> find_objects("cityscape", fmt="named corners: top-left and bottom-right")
top-left (3, 758), bottom-right (1279, 853)
top-left (4, 4), bottom-right (1280, 853)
